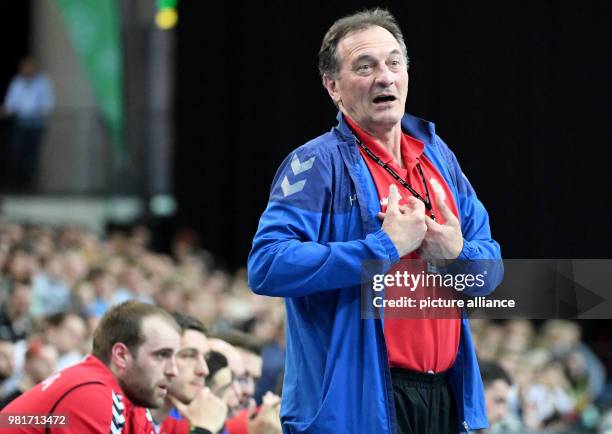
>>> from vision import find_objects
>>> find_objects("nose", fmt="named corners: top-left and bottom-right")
top-left (196, 355), bottom-right (210, 378)
top-left (165, 355), bottom-right (178, 378)
top-left (374, 64), bottom-right (394, 88)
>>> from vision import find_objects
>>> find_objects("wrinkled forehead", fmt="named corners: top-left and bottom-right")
top-left (337, 25), bottom-right (402, 63)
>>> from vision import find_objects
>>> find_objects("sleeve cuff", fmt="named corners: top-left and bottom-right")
top-left (373, 228), bottom-right (400, 263)
top-left (190, 427), bottom-right (213, 434)
top-left (457, 238), bottom-right (474, 260)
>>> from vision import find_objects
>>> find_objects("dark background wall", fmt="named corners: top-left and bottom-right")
top-left (0, 2), bottom-right (30, 187)
top-left (174, 1), bottom-right (612, 270)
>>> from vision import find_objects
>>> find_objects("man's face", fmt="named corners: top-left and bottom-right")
top-left (49, 315), bottom-right (86, 354)
top-left (485, 379), bottom-right (511, 425)
top-left (208, 339), bottom-right (247, 414)
top-left (119, 315), bottom-right (180, 408)
top-left (26, 345), bottom-right (58, 384)
top-left (209, 367), bottom-right (240, 416)
top-left (168, 329), bottom-right (210, 404)
top-left (325, 25), bottom-right (408, 135)
top-left (240, 350), bottom-right (262, 399)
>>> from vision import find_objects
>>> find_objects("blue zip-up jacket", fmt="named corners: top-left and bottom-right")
top-left (248, 113), bottom-right (503, 433)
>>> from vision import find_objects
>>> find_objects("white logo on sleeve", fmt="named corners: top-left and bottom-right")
top-left (281, 154), bottom-right (316, 197)
top-left (290, 155), bottom-right (315, 175)
top-left (429, 178), bottom-right (446, 201)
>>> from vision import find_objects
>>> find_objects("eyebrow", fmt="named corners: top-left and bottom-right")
top-left (353, 49), bottom-right (403, 64)
top-left (153, 347), bottom-right (175, 356)
top-left (177, 347), bottom-right (199, 356)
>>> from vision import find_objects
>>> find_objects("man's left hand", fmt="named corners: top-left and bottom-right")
top-left (417, 192), bottom-right (463, 264)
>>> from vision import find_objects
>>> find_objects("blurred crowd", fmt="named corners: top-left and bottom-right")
top-left (473, 319), bottom-right (612, 433)
top-left (0, 220), bottom-right (285, 433)
top-left (0, 220), bottom-right (611, 433)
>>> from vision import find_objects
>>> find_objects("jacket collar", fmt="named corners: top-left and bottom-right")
top-left (334, 111), bottom-right (437, 148)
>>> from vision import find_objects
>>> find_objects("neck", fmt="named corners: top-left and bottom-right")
top-left (150, 399), bottom-right (173, 424)
top-left (366, 124), bottom-right (403, 167)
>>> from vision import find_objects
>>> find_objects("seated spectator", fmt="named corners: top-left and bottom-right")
top-left (148, 313), bottom-right (227, 434)
top-left (43, 312), bottom-right (86, 371)
top-left (0, 340), bottom-right (57, 408)
top-left (206, 350), bottom-right (240, 412)
top-left (210, 334), bottom-right (281, 434)
top-left (477, 360), bottom-right (515, 433)
top-left (0, 278), bottom-right (33, 342)
top-left (0, 301), bottom-right (181, 433)
top-left (86, 267), bottom-right (116, 317)
top-left (31, 255), bottom-right (71, 316)
top-left (208, 338), bottom-right (248, 417)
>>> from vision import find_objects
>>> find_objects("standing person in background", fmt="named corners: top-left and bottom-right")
top-left (2, 56), bottom-right (54, 190)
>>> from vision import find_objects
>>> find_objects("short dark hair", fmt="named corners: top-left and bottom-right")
top-left (318, 8), bottom-right (408, 80)
top-left (211, 329), bottom-right (261, 355)
top-left (205, 350), bottom-right (229, 381)
top-left (92, 301), bottom-right (178, 365)
top-left (171, 312), bottom-right (207, 335)
top-left (480, 360), bottom-right (513, 387)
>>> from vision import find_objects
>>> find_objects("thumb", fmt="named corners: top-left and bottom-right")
top-left (386, 184), bottom-right (401, 213)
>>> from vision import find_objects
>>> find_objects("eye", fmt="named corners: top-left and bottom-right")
top-left (388, 59), bottom-right (402, 69)
top-left (356, 64), bottom-right (372, 73)
top-left (156, 350), bottom-right (173, 359)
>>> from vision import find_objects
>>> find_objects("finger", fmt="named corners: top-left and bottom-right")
top-left (406, 196), bottom-right (425, 214)
top-left (435, 192), bottom-right (457, 225)
top-left (168, 395), bottom-right (187, 413)
top-left (386, 184), bottom-right (401, 214)
top-left (424, 213), bottom-right (442, 231)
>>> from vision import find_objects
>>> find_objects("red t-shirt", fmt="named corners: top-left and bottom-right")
top-left (346, 115), bottom-right (461, 373)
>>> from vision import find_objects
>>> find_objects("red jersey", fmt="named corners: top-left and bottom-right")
top-left (0, 355), bottom-right (142, 433)
top-left (225, 409), bottom-right (248, 434)
top-left (346, 115), bottom-right (461, 373)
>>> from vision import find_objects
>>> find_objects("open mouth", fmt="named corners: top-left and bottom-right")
top-left (373, 94), bottom-right (396, 104)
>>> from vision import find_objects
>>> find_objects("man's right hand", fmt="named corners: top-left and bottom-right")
top-left (379, 184), bottom-right (427, 257)
top-left (169, 387), bottom-right (228, 433)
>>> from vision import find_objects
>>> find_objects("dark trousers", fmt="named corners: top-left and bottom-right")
top-left (391, 368), bottom-right (457, 434)
top-left (8, 124), bottom-right (44, 189)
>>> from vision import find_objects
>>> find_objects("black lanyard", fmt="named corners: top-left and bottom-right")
top-left (355, 136), bottom-right (436, 221)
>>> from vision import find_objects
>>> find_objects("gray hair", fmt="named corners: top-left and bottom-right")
top-left (318, 8), bottom-right (409, 81)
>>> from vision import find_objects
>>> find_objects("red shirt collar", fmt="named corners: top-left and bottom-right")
top-left (343, 115), bottom-right (425, 170)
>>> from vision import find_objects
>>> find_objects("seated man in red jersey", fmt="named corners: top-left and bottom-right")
top-left (147, 313), bottom-right (227, 434)
top-left (0, 301), bottom-right (181, 433)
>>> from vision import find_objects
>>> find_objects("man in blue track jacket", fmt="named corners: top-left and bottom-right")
top-left (248, 8), bottom-right (502, 434)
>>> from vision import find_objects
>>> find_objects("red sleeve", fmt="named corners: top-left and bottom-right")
top-left (50, 384), bottom-right (123, 434)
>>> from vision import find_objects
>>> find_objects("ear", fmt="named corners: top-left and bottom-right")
top-left (110, 342), bottom-right (132, 371)
top-left (323, 74), bottom-right (341, 107)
